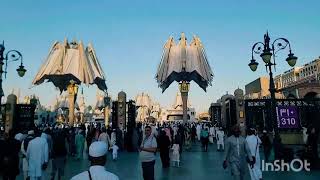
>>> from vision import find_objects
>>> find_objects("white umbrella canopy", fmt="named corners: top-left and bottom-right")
top-left (32, 39), bottom-right (107, 92)
top-left (155, 33), bottom-right (214, 92)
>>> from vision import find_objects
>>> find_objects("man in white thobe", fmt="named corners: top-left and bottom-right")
top-left (209, 126), bottom-right (215, 143)
top-left (216, 128), bottom-right (225, 151)
top-left (71, 141), bottom-right (119, 180)
top-left (110, 130), bottom-right (116, 147)
top-left (41, 129), bottom-right (52, 178)
top-left (27, 132), bottom-right (49, 180)
top-left (173, 126), bottom-right (178, 137)
top-left (215, 126), bottom-right (219, 138)
top-left (246, 129), bottom-right (262, 180)
top-left (302, 127), bottom-right (308, 144)
top-left (223, 125), bottom-right (253, 180)
top-left (196, 124), bottom-right (201, 141)
top-left (99, 127), bottom-right (111, 149)
top-left (21, 130), bottom-right (35, 180)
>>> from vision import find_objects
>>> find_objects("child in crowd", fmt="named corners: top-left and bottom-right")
top-left (171, 142), bottom-right (180, 167)
top-left (112, 144), bottom-right (119, 161)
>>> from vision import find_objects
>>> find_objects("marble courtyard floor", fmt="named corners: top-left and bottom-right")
top-left (17, 143), bottom-right (319, 180)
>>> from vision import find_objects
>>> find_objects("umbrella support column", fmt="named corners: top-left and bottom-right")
top-left (104, 107), bottom-right (110, 126)
top-left (68, 93), bottom-right (75, 125)
top-left (181, 92), bottom-right (188, 124)
top-left (67, 81), bottom-right (78, 126)
top-left (179, 81), bottom-right (190, 124)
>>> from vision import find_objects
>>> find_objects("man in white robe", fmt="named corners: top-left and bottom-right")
top-left (223, 125), bottom-right (253, 180)
top-left (99, 127), bottom-right (111, 149)
top-left (302, 127), bottom-right (308, 144)
top-left (215, 126), bottom-right (219, 138)
top-left (21, 130), bottom-right (35, 180)
top-left (71, 141), bottom-right (119, 180)
top-left (27, 131), bottom-right (49, 180)
top-left (41, 129), bottom-right (52, 179)
top-left (209, 126), bottom-right (215, 143)
top-left (216, 127), bottom-right (225, 151)
top-left (110, 130), bottom-right (116, 147)
top-left (196, 124), bottom-right (201, 141)
top-left (173, 126), bottom-right (178, 137)
top-left (246, 129), bottom-right (262, 180)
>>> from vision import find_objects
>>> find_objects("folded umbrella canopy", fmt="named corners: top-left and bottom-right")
top-left (32, 39), bottom-right (107, 92)
top-left (156, 33), bottom-right (213, 92)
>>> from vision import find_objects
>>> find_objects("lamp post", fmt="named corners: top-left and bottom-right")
top-left (0, 41), bottom-right (26, 106)
top-left (248, 32), bottom-right (297, 159)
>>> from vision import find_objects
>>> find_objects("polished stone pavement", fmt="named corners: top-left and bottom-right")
top-left (16, 143), bottom-right (319, 180)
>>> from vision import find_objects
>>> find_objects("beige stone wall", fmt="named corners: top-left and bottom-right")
top-left (280, 133), bottom-right (303, 145)
top-left (260, 77), bottom-right (270, 97)
top-left (245, 77), bottom-right (272, 99)
top-left (298, 87), bottom-right (320, 98)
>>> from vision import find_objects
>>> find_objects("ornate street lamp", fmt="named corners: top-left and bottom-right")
top-left (17, 65), bottom-right (27, 77)
top-left (249, 32), bottom-right (297, 72)
top-left (0, 41), bottom-right (26, 105)
top-left (249, 32), bottom-right (298, 159)
top-left (248, 59), bottom-right (259, 72)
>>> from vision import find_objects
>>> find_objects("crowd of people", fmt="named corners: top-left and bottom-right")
top-left (0, 121), bottom-right (318, 180)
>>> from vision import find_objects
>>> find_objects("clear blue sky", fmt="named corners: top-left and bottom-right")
top-left (1, 0), bottom-right (320, 112)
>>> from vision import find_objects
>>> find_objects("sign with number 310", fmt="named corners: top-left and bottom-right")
top-left (276, 106), bottom-right (300, 129)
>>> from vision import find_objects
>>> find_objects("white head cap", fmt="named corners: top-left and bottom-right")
top-left (14, 133), bottom-right (23, 141)
top-left (89, 141), bottom-right (108, 157)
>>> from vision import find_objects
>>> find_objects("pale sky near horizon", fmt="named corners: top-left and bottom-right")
top-left (1, 0), bottom-right (320, 113)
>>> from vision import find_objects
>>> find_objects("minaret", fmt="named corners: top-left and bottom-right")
top-left (17, 88), bottom-right (21, 104)
top-left (78, 88), bottom-right (85, 123)
top-left (95, 89), bottom-right (100, 103)
top-left (79, 88), bottom-right (85, 106)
